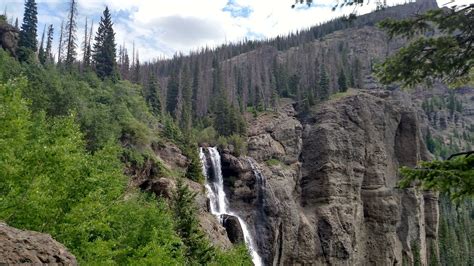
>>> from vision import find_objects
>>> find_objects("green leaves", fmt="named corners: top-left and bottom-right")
top-left (377, 6), bottom-right (474, 87)
top-left (399, 154), bottom-right (474, 201)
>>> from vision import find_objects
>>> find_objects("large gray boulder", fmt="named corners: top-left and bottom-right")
top-left (0, 223), bottom-right (77, 265)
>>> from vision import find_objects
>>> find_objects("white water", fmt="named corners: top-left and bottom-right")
top-left (199, 147), bottom-right (263, 266)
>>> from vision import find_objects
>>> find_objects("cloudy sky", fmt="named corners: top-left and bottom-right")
top-left (1, 0), bottom-right (466, 61)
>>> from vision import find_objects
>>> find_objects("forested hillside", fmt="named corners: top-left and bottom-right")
top-left (0, 10), bottom-right (251, 263)
top-left (1, 0), bottom-right (472, 265)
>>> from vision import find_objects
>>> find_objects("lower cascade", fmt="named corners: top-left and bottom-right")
top-left (199, 147), bottom-right (263, 266)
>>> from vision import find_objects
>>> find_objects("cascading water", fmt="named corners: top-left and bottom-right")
top-left (199, 147), bottom-right (263, 266)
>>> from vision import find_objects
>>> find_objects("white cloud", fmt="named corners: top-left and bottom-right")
top-left (2, 0), bottom-right (462, 61)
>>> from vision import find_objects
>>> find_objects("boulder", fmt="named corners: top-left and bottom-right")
top-left (0, 20), bottom-right (19, 57)
top-left (0, 223), bottom-right (77, 265)
top-left (222, 214), bottom-right (244, 244)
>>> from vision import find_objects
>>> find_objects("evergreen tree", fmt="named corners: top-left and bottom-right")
top-left (172, 180), bottom-right (215, 264)
top-left (180, 66), bottom-right (193, 132)
top-left (352, 57), bottom-right (362, 88)
top-left (65, 0), bottom-right (78, 67)
top-left (132, 51), bottom-right (140, 83)
top-left (83, 20), bottom-right (93, 68)
top-left (38, 25), bottom-right (46, 65)
top-left (288, 74), bottom-right (299, 98)
top-left (276, 64), bottom-right (290, 97)
top-left (57, 21), bottom-right (64, 64)
top-left (145, 73), bottom-right (162, 116)
top-left (378, 6), bottom-right (474, 87)
top-left (192, 62), bottom-right (200, 118)
top-left (166, 68), bottom-right (180, 118)
top-left (319, 67), bottom-right (329, 100)
top-left (338, 69), bottom-right (348, 92)
top-left (93, 6), bottom-right (117, 80)
top-left (45, 25), bottom-right (53, 64)
top-left (82, 17), bottom-right (89, 69)
top-left (17, 0), bottom-right (38, 61)
top-left (214, 95), bottom-right (246, 137)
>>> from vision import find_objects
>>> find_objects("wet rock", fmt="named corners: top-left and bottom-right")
top-left (222, 214), bottom-right (244, 244)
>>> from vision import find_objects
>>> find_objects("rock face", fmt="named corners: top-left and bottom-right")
top-left (222, 214), bottom-right (245, 244)
top-left (221, 90), bottom-right (439, 265)
top-left (0, 20), bottom-right (19, 57)
top-left (0, 223), bottom-right (77, 265)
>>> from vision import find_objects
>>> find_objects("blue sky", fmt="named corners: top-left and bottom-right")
top-left (1, 0), bottom-right (464, 61)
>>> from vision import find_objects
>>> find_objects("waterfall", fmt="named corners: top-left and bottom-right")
top-left (199, 147), bottom-right (263, 266)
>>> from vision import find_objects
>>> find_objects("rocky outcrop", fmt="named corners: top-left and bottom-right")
top-left (221, 90), bottom-right (439, 265)
top-left (0, 223), bottom-right (77, 265)
top-left (0, 20), bottom-right (19, 57)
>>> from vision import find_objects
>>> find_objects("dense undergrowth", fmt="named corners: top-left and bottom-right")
top-left (0, 49), bottom-right (251, 265)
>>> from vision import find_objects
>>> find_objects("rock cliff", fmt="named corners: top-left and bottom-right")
top-left (221, 90), bottom-right (439, 265)
top-left (0, 19), bottom-right (19, 57)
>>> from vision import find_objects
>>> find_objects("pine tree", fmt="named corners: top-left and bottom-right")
top-left (145, 73), bottom-right (162, 116)
top-left (172, 180), bottom-right (215, 264)
top-left (57, 21), bottom-right (64, 64)
top-left (82, 17), bottom-right (89, 69)
top-left (319, 67), bottom-right (329, 100)
top-left (38, 25), bottom-right (46, 65)
top-left (192, 62), bottom-right (200, 118)
top-left (93, 6), bottom-right (117, 80)
top-left (132, 51), bottom-right (140, 83)
top-left (288, 74), bottom-right (299, 98)
top-left (17, 0), bottom-right (38, 61)
top-left (166, 68), bottom-right (180, 118)
top-left (180, 66), bottom-right (193, 132)
top-left (65, 0), bottom-right (78, 67)
top-left (83, 20), bottom-right (93, 68)
top-left (45, 25), bottom-right (53, 64)
top-left (338, 69), bottom-right (348, 92)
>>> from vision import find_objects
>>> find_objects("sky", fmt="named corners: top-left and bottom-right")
top-left (1, 0), bottom-right (469, 61)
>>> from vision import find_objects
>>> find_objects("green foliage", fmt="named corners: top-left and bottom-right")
top-left (18, 0), bottom-right (38, 62)
top-left (319, 67), bottom-right (329, 100)
top-left (93, 7), bottom-right (118, 80)
top-left (437, 195), bottom-right (474, 266)
top-left (377, 7), bottom-right (474, 87)
top-left (412, 241), bottom-right (421, 266)
top-left (214, 96), bottom-right (247, 137)
top-left (212, 244), bottom-right (253, 266)
top-left (163, 113), bottom-right (183, 143)
top-left (0, 78), bottom-right (186, 264)
top-left (338, 69), bottom-right (348, 92)
top-left (166, 68), bottom-right (180, 117)
top-left (173, 180), bottom-right (215, 264)
top-left (399, 154), bottom-right (474, 201)
top-left (216, 134), bottom-right (248, 157)
top-left (180, 66), bottom-right (193, 132)
top-left (266, 158), bottom-right (281, 166)
top-left (196, 126), bottom-right (218, 146)
top-left (0, 71), bottom-right (250, 264)
top-left (184, 146), bottom-right (205, 183)
top-left (144, 73), bottom-right (162, 116)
